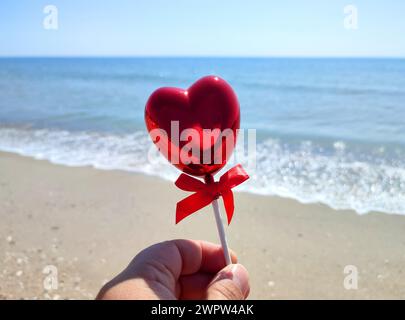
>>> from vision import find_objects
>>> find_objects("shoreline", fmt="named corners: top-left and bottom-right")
top-left (1, 151), bottom-right (405, 299)
top-left (0, 145), bottom-right (399, 218)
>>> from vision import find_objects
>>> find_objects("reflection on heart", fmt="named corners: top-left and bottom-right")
top-left (145, 76), bottom-right (240, 177)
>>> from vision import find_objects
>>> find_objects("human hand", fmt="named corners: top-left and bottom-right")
top-left (97, 239), bottom-right (249, 300)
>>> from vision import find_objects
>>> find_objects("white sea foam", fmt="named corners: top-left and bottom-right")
top-left (1, 127), bottom-right (404, 216)
top-left (238, 138), bottom-right (405, 215)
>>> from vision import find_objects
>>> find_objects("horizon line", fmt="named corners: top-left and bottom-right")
top-left (0, 55), bottom-right (405, 59)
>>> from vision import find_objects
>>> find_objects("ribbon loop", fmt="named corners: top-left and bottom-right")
top-left (174, 164), bottom-right (249, 224)
top-left (175, 173), bottom-right (206, 192)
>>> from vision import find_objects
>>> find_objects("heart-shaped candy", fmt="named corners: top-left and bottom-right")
top-left (145, 76), bottom-right (240, 177)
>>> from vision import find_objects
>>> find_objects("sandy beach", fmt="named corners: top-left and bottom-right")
top-left (1, 150), bottom-right (405, 299)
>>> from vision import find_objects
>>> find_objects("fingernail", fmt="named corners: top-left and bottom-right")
top-left (230, 264), bottom-right (250, 297)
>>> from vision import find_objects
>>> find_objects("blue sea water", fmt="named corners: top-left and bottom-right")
top-left (0, 57), bottom-right (404, 215)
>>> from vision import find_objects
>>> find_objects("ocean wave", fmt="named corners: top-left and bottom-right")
top-left (238, 80), bottom-right (405, 97)
top-left (240, 138), bottom-right (405, 215)
top-left (0, 127), bottom-right (404, 216)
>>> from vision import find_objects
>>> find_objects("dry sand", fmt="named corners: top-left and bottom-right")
top-left (1, 151), bottom-right (405, 299)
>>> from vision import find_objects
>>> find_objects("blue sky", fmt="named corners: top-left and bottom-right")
top-left (1, 0), bottom-right (404, 57)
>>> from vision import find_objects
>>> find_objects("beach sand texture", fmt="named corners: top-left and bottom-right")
top-left (1, 151), bottom-right (405, 299)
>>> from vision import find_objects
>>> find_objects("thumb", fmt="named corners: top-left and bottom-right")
top-left (206, 264), bottom-right (250, 300)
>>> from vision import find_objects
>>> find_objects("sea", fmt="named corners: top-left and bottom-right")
top-left (0, 57), bottom-right (404, 215)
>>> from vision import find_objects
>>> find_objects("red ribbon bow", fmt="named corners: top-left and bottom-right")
top-left (175, 164), bottom-right (249, 224)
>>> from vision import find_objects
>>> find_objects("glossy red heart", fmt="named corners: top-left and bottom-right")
top-left (145, 76), bottom-right (240, 177)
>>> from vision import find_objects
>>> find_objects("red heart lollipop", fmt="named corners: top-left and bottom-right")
top-left (144, 76), bottom-right (249, 266)
top-left (145, 76), bottom-right (240, 177)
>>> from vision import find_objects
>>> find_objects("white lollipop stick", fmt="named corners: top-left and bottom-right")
top-left (211, 199), bottom-right (232, 265)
